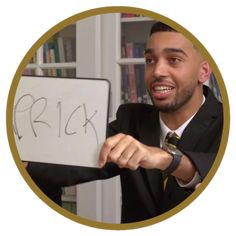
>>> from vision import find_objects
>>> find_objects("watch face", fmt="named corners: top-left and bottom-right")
top-left (164, 143), bottom-right (183, 156)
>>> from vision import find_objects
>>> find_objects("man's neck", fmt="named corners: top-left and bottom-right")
top-left (160, 94), bottom-right (205, 130)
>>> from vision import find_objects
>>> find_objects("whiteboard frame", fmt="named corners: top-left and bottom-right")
top-left (13, 75), bottom-right (111, 167)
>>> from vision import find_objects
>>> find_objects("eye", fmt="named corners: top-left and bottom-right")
top-left (168, 57), bottom-right (182, 65)
top-left (145, 57), bottom-right (155, 65)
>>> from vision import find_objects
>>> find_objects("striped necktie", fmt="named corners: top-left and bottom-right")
top-left (164, 132), bottom-right (180, 149)
top-left (163, 132), bottom-right (180, 190)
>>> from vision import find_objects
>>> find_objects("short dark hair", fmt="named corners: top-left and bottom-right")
top-left (150, 22), bottom-right (177, 36)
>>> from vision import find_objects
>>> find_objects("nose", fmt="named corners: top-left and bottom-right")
top-left (153, 60), bottom-right (168, 78)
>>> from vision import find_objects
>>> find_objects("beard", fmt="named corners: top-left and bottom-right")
top-left (149, 84), bottom-right (196, 113)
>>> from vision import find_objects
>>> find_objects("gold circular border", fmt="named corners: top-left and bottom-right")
top-left (6, 6), bottom-right (230, 230)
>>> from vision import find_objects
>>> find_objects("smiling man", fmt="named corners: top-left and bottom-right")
top-left (27, 22), bottom-right (223, 223)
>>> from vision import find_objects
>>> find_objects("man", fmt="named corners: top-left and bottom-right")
top-left (26, 21), bottom-right (223, 223)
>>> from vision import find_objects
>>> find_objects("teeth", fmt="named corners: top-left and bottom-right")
top-left (153, 86), bottom-right (172, 93)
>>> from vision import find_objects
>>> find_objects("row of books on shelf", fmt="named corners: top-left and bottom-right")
top-left (121, 13), bottom-right (144, 18)
top-left (121, 64), bottom-right (151, 104)
top-left (43, 37), bottom-right (76, 63)
top-left (23, 68), bottom-right (36, 76)
top-left (29, 54), bottom-right (37, 64)
top-left (61, 186), bottom-right (77, 214)
top-left (43, 36), bottom-right (76, 77)
top-left (24, 36), bottom-right (76, 77)
top-left (62, 202), bottom-right (77, 214)
top-left (121, 41), bottom-right (146, 58)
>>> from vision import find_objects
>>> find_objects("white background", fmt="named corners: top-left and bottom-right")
top-left (0, 0), bottom-right (235, 235)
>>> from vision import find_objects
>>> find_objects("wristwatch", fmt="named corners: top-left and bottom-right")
top-left (162, 144), bottom-right (183, 176)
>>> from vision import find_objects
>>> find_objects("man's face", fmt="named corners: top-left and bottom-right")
top-left (144, 31), bottom-right (205, 113)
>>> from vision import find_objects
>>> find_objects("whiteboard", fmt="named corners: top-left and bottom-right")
top-left (13, 76), bottom-right (110, 167)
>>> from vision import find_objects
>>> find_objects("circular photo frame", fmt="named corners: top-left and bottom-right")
top-left (7, 6), bottom-right (229, 230)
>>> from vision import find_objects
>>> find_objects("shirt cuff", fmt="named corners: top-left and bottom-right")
top-left (176, 171), bottom-right (201, 189)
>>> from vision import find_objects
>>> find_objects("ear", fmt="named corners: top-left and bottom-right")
top-left (198, 60), bottom-right (212, 84)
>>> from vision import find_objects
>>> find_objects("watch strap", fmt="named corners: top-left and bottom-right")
top-left (162, 152), bottom-right (182, 176)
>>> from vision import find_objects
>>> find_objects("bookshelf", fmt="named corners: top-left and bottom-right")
top-left (22, 12), bottom-right (221, 223)
top-left (119, 15), bottom-right (154, 104)
top-left (24, 24), bottom-right (76, 77)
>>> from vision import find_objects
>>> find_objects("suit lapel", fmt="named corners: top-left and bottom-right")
top-left (178, 118), bottom-right (211, 150)
top-left (178, 87), bottom-right (220, 151)
top-left (138, 107), bottom-right (164, 204)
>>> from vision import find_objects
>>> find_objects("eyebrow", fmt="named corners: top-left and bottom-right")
top-left (144, 47), bottom-right (188, 57)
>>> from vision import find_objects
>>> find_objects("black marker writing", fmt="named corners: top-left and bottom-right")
top-left (65, 105), bottom-right (81, 136)
top-left (57, 101), bottom-right (62, 137)
top-left (13, 94), bottom-right (50, 139)
top-left (30, 97), bottom-right (51, 137)
top-left (14, 94), bottom-right (33, 139)
top-left (83, 104), bottom-right (98, 145)
top-left (13, 94), bottom-right (99, 145)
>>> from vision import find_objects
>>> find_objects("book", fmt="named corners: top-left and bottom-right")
top-left (209, 73), bottom-right (221, 101)
top-left (126, 43), bottom-right (138, 102)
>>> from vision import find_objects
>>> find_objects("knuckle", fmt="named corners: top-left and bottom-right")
top-left (117, 158), bottom-right (127, 167)
top-left (104, 139), bottom-right (112, 149)
top-left (131, 139), bottom-right (140, 148)
top-left (108, 153), bottom-right (118, 161)
top-left (118, 133), bottom-right (125, 138)
top-left (127, 160), bottom-right (138, 170)
top-left (125, 135), bottom-right (134, 142)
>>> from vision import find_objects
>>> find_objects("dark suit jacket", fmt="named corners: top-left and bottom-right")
top-left (27, 86), bottom-right (223, 223)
